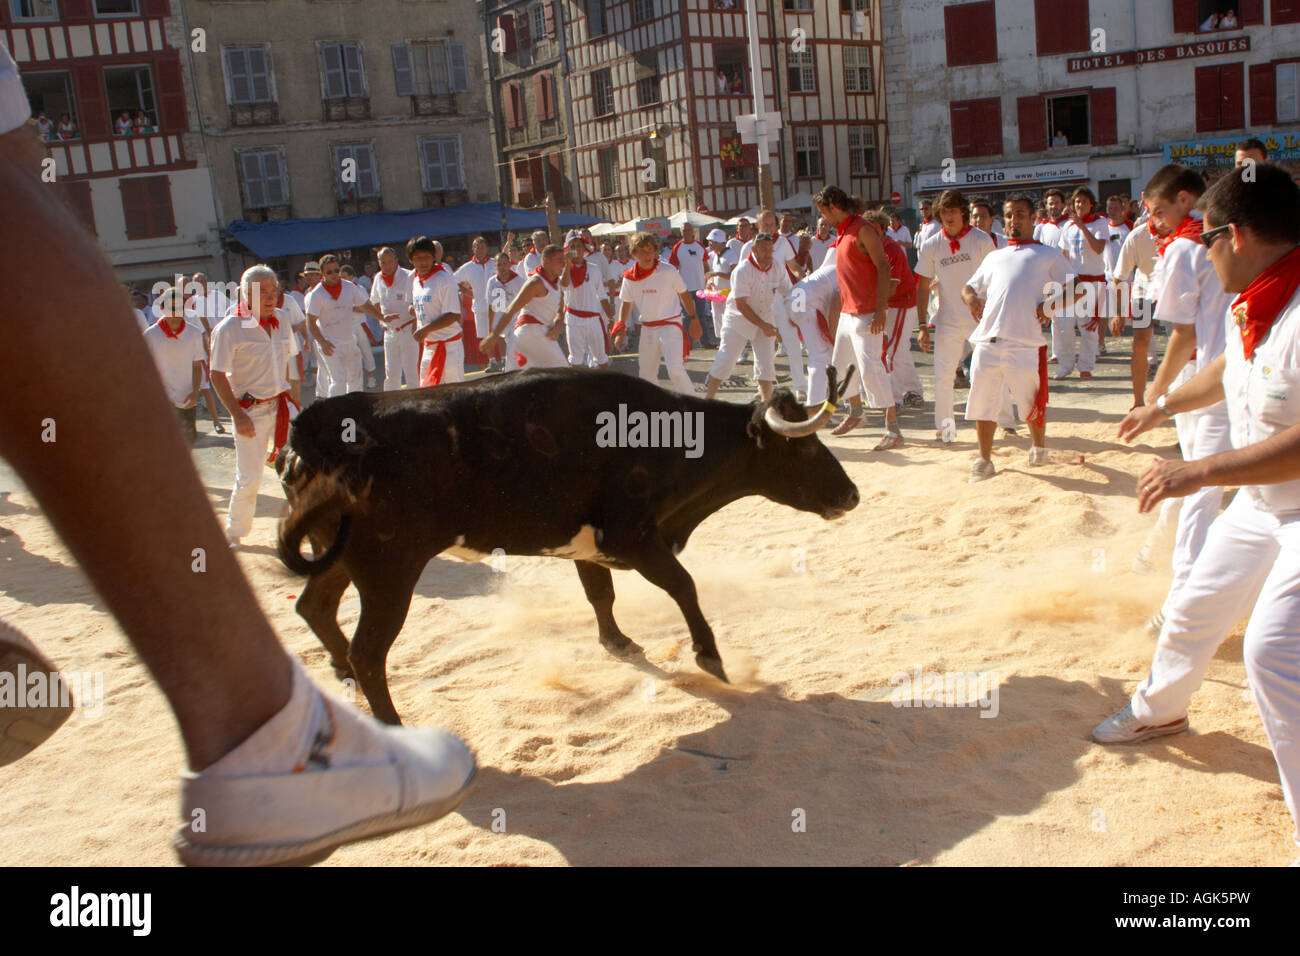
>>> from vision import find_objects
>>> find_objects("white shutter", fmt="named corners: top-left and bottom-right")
top-left (264, 152), bottom-right (287, 205)
top-left (429, 42), bottom-right (449, 96)
top-left (1279, 63), bottom-right (1298, 124)
top-left (343, 43), bottom-right (365, 96)
top-left (449, 42), bottom-right (468, 93)
top-left (358, 146), bottom-right (379, 197)
top-left (241, 152), bottom-right (265, 207)
top-left (392, 43), bottom-right (415, 97)
top-left (249, 48), bottom-right (271, 103)
top-left (226, 49), bottom-right (251, 104)
top-left (423, 140), bottom-right (444, 191)
top-left (321, 44), bottom-right (346, 99)
top-left (444, 138), bottom-right (462, 189)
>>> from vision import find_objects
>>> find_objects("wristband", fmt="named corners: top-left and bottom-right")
top-left (1156, 394), bottom-right (1174, 417)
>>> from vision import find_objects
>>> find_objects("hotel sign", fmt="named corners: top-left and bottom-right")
top-left (916, 160), bottom-right (1089, 192)
top-left (1067, 35), bottom-right (1249, 73)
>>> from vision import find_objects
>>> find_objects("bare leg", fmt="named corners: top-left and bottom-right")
top-left (0, 125), bottom-right (290, 771)
top-left (976, 420), bottom-right (996, 460)
top-left (1131, 326), bottom-right (1152, 407)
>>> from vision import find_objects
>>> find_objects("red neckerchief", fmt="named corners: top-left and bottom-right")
top-left (1076, 212), bottom-right (1103, 224)
top-left (1155, 214), bottom-right (1203, 257)
top-left (473, 255), bottom-right (491, 265)
top-left (236, 301), bottom-right (278, 331)
top-left (380, 269), bottom-right (397, 287)
top-left (416, 269), bottom-right (437, 285)
top-left (920, 216), bottom-right (934, 226)
top-left (1006, 237), bottom-right (1040, 246)
top-left (835, 214), bottom-right (864, 239)
top-left (323, 279), bottom-right (344, 300)
top-left (569, 261), bottom-right (588, 286)
top-left (1230, 245), bottom-right (1300, 361)
top-left (1049, 215), bottom-right (1067, 225)
top-left (530, 266), bottom-right (557, 291)
top-left (1148, 219), bottom-right (1160, 237)
top-left (747, 253), bottom-right (772, 272)
top-left (945, 224), bottom-right (973, 255)
top-left (159, 318), bottom-right (186, 338)
top-left (624, 260), bottom-right (658, 281)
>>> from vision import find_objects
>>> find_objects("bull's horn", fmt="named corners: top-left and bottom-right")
top-left (764, 400), bottom-right (834, 438)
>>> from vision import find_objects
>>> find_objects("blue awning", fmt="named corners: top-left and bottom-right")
top-left (226, 203), bottom-right (609, 258)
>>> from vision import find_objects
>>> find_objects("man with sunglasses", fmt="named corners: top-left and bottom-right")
top-left (1098, 164), bottom-right (1300, 858)
top-left (1132, 165), bottom-right (1235, 638)
top-left (143, 285), bottom-right (207, 444)
top-left (304, 254), bottom-right (385, 398)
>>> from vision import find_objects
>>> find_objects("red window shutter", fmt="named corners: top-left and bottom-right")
top-left (517, 10), bottom-right (532, 49)
top-left (57, 181), bottom-right (96, 236)
top-left (1171, 0), bottom-right (1199, 33)
top-left (945, 2), bottom-right (997, 68)
top-left (139, 0), bottom-right (170, 16)
top-left (503, 83), bottom-right (516, 127)
top-left (544, 73), bottom-right (557, 119)
top-left (950, 101), bottom-right (973, 158)
top-left (120, 176), bottom-right (174, 240)
top-left (1036, 0), bottom-right (1088, 55)
top-left (1090, 87), bottom-right (1117, 146)
top-left (74, 64), bottom-right (109, 138)
top-left (976, 97), bottom-right (1002, 155)
top-left (1219, 63), bottom-right (1244, 130)
top-left (1033, 0), bottom-right (1055, 56)
top-left (146, 175), bottom-right (176, 237)
top-left (1017, 95), bottom-right (1047, 152)
top-left (1238, 0), bottom-right (1264, 24)
top-left (549, 151), bottom-right (564, 201)
top-left (544, 1), bottom-right (557, 37)
top-left (1272, 0), bottom-right (1300, 26)
top-left (120, 180), bottom-right (146, 240)
top-left (533, 74), bottom-right (546, 121)
top-left (60, 0), bottom-right (90, 20)
top-left (513, 157), bottom-right (531, 204)
top-left (155, 56), bottom-right (188, 133)
top-left (496, 14), bottom-right (516, 55)
top-left (1195, 65), bottom-right (1222, 132)
top-left (530, 155), bottom-right (545, 197)
top-left (1250, 63), bottom-right (1276, 127)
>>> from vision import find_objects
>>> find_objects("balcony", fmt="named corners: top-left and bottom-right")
top-left (412, 94), bottom-right (459, 117)
top-left (241, 204), bottom-right (292, 223)
top-left (229, 103), bottom-right (279, 128)
top-left (323, 97), bottom-right (371, 122)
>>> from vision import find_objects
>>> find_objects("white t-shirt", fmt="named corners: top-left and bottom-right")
top-left (586, 252), bottom-right (614, 299)
top-left (917, 218), bottom-right (942, 246)
top-left (304, 279), bottom-right (371, 345)
top-left (486, 272), bottom-right (526, 327)
top-left (724, 256), bottom-right (792, 326)
top-left (1102, 220), bottom-right (1132, 281)
top-left (1033, 219), bottom-right (1065, 248)
top-left (1153, 218), bottom-right (1232, 382)
top-left (1057, 216), bottom-right (1112, 277)
top-left (1116, 223), bottom-right (1160, 300)
top-left (707, 246), bottom-right (740, 291)
top-left (143, 320), bottom-right (206, 406)
top-left (618, 262), bottom-right (688, 322)
top-left (563, 261), bottom-right (606, 316)
top-left (209, 309), bottom-right (300, 400)
top-left (885, 225), bottom-right (911, 248)
top-left (454, 258), bottom-right (495, 317)
top-left (740, 234), bottom-right (798, 278)
top-left (788, 258), bottom-right (840, 327)
top-left (369, 267), bottom-right (415, 327)
top-left (1221, 284), bottom-right (1300, 514)
top-left (915, 227), bottom-right (997, 327)
top-left (726, 237), bottom-right (745, 260)
top-left (810, 233), bottom-right (836, 269)
top-left (965, 244), bottom-right (1069, 348)
top-left (412, 267), bottom-right (463, 342)
top-left (668, 240), bottom-right (708, 291)
top-left (522, 250), bottom-right (543, 274)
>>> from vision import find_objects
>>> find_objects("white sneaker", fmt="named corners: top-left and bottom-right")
top-left (226, 536), bottom-right (241, 551)
top-left (1027, 446), bottom-right (1049, 466)
top-left (1146, 609), bottom-right (1165, 637)
top-left (1052, 366), bottom-right (1075, 380)
top-left (1091, 701), bottom-right (1188, 744)
top-left (968, 456), bottom-right (996, 483)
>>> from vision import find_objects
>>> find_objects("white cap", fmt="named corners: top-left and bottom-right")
top-left (0, 44), bottom-right (31, 136)
top-left (707, 228), bottom-right (727, 243)
top-left (565, 229), bottom-right (585, 245)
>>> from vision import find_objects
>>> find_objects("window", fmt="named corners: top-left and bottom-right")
top-left (420, 137), bottom-right (464, 191)
top-left (592, 68), bottom-right (614, 117)
top-left (843, 46), bottom-right (872, 93)
top-left (784, 0), bottom-right (814, 10)
top-left (788, 48), bottom-right (815, 93)
top-left (712, 0), bottom-right (742, 9)
top-left (120, 175), bottom-right (175, 240)
top-left (586, 0), bottom-right (607, 37)
top-left (239, 149), bottom-right (289, 208)
top-left (848, 125), bottom-right (877, 176)
top-left (1278, 62), bottom-right (1299, 123)
top-left (840, 0), bottom-right (867, 10)
top-left (1195, 63), bottom-right (1245, 131)
top-left (945, 2), bottom-right (998, 67)
top-left (635, 51), bottom-right (660, 107)
top-left (10, 1), bottom-right (58, 20)
top-left (715, 45), bottom-right (748, 95)
top-left (535, 72), bottom-right (557, 121)
top-left (23, 71), bottom-right (78, 143)
top-left (950, 96), bottom-right (1002, 158)
top-left (598, 146), bottom-right (618, 197)
top-left (632, 0), bottom-right (654, 22)
top-left (321, 43), bottom-right (366, 100)
top-left (333, 144), bottom-right (380, 201)
top-left (393, 41), bottom-right (469, 97)
top-left (642, 137), bottom-right (666, 191)
top-left (1273, 0), bottom-right (1300, 27)
top-left (1034, 0), bottom-right (1089, 56)
top-left (512, 157), bottom-right (534, 204)
top-left (503, 81), bottom-right (524, 128)
top-left (223, 47), bottom-right (274, 105)
top-left (1047, 93), bottom-right (1089, 146)
top-left (104, 66), bottom-right (157, 135)
top-left (95, 0), bottom-right (137, 14)
top-left (794, 126), bottom-right (821, 178)
top-left (1174, 0), bottom-right (1265, 32)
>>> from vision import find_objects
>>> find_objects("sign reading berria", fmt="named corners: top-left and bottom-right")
top-left (1067, 35), bottom-right (1249, 73)
top-left (916, 160), bottom-right (1088, 192)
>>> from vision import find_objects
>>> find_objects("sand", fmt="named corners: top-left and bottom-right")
top-left (0, 342), bottom-right (1292, 866)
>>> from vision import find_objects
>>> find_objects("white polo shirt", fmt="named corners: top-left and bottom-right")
top-left (1058, 216), bottom-right (1112, 278)
top-left (453, 257), bottom-right (495, 319)
top-left (669, 240), bottom-right (708, 291)
top-left (143, 320), bottom-right (206, 406)
top-left (412, 267), bottom-right (463, 342)
top-left (486, 272), bottom-right (526, 324)
top-left (724, 256), bottom-right (792, 326)
top-left (788, 257), bottom-right (839, 326)
top-left (810, 233), bottom-right (836, 269)
top-left (1154, 215), bottom-right (1232, 380)
top-left (1102, 220), bottom-right (1131, 280)
top-left (1221, 283), bottom-right (1300, 514)
top-left (618, 262), bottom-right (687, 322)
top-left (915, 227), bottom-right (996, 327)
top-left (305, 279), bottom-right (370, 345)
top-left (522, 250), bottom-right (543, 274)
top-left (369, 267), bottom-right (415, 327)
top-left (884, 225), bottom-right (911, 248)
top-left (209, 310), bottom-right (300, 401)
top-left (741, 234), bottom-right (799, 278)
top-left (965, 243), bottom-right (1069, 348)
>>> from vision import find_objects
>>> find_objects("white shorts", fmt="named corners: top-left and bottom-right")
top-left (964, 341), bottom-right (1043, 423)
top-left (512, 321), bottom-right (568, 368)
top-left (565, 312), bottom-right (608, 365)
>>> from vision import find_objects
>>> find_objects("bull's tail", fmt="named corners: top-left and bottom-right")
top-left (276, 449), bottom-right (365, 576)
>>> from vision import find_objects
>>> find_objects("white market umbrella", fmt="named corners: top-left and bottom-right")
top-left (668, 209), bottom-right (725, 230)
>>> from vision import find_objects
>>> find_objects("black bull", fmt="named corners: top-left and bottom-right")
top-left (276, 367), bottom-right (859, 724)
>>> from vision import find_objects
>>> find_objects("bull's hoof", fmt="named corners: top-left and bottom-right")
top-left (696, 653), bottom-right (730, 683)
top-left (331, 661), bottom-right (356, 682)
top-left (600, 632), bottom-right (643, 659)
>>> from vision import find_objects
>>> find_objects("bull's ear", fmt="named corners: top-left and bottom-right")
top-left (745, 418), bottom-right (767, 450)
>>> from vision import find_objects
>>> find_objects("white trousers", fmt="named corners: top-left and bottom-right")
top-left (1166, 409), bottom-right (1233, 607)
top-left (418, 337), bottom-right (465, 385)
top-left (710, 315), bottom-right (778, 383)
top-left (358, 325), bottom-right (375, 373)
top-left (788, 311), bottom-right (833, 405)
top-left (566, 313), bottom-right (608, 365)
top-left (639, 321), bottom-right (694, 395)
top-left (772, 298), bottom-right (807, 394)
top-left (226, 403), bottom-right (277, 540)
top-left (320, 340), bottom-right (363, 397)
top-left (884, 306), bottom-right (922, 399)
top-left (832, 312), bottom-right (893, 409)
top-left (1132, 492), bottom-right (1300, 848)
top-left (1051, 282), bottom-right (1102, 372)
top-left (383, 328), bottom-right (419, 390)
top-left (933, 321), bottom-right (974, 430)
top-left (512, 322), bottom-right (569, 368)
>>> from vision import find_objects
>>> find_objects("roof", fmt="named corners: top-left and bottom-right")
top-left (226, 203), bottom-right (606, 258)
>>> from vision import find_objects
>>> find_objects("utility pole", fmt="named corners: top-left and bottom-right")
top-left (744, 0), bottom-right (776, 211)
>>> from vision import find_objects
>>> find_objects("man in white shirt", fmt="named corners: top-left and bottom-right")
top-left (1032, 189), bottom-right (1068, 248)
top-left (407, 236), bottom-right (465, 386)
top-left (616, 232), bottom-right (696, 394)
top-left (742, 209), bottom-right (807, 397)
top-left (704, 234), bottom-right (791, 402)
top-left (370, 246), bottom-right (418, 389)
top-left (915, 189), bottom-right (997, 444)
top-left (208, 265), bottom-right (300, 548)
top-left (1098, 165), bottom-right (1300, 858)
top-left (962, 195), bottom-right (1069, 481)
top-left (787, 247), bottom-right (840, 412)
top-left (810, 217), bottom-right (836, 269)
top-left (184, 272), bottom-right (234, 434)
top-left (485, 251), bottom-right (527, 371)
top-left (916, 198), bottom-right (941, 246)
top-left (143, 285), bottom-right (206, 443)
top-left (885, 213), bottom-right (912, 250)
top-left (454, 236), bottom-right (496, 369)
top-left (1098, 194), bottom-right (1133, 360)
top-left (1053, 187), bottom-right (1112, 379)
top-left (1112, 198), bottom-right (1162, 407)
top-left (305, 254), bottom-right (385, 398)
top-left (482, 243), bottom-right (568, 369)
top-left (522, 230), bottom-right (549, 274)
top-left (727, 218), bottom-right (753, 260)
top-left (560, 230), bottom-right (613, 369)
top-left (669, 223), bottom-right (712, 347)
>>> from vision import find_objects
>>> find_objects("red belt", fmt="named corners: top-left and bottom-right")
top-left (236, 390), bottom-right (299, 464)
top-left (566, 307), bottom-right (602, 318)
top-left (642, 318), bottom-right (689, 360)
top-left (420, 332), bottom-right (462, 387)
top-left (516, 313), bottom-right (546, 329)
top-left (391, 320), bottom-right (415, 333)
top-left (1076, 274), bottom-right (1105, 282)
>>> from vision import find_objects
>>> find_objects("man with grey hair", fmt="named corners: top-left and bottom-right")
top-left (522, 229), bottom-right (549, 274)
top-left (208, 265), bottom-right (300, 548)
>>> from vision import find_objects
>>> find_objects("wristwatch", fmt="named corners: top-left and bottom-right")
top-left (1156, 394), bottom-right (1174, 417)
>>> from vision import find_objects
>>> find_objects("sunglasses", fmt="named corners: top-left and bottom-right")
top-left (1199, 223), bottom-right (1232, 249)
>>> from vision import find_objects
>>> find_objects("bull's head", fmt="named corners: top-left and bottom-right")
top-left (746, 366), bottom-right (860, 520)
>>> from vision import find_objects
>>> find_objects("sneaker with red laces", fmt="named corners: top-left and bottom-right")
top-left (1091, 701), bottom-right (1188, 744)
